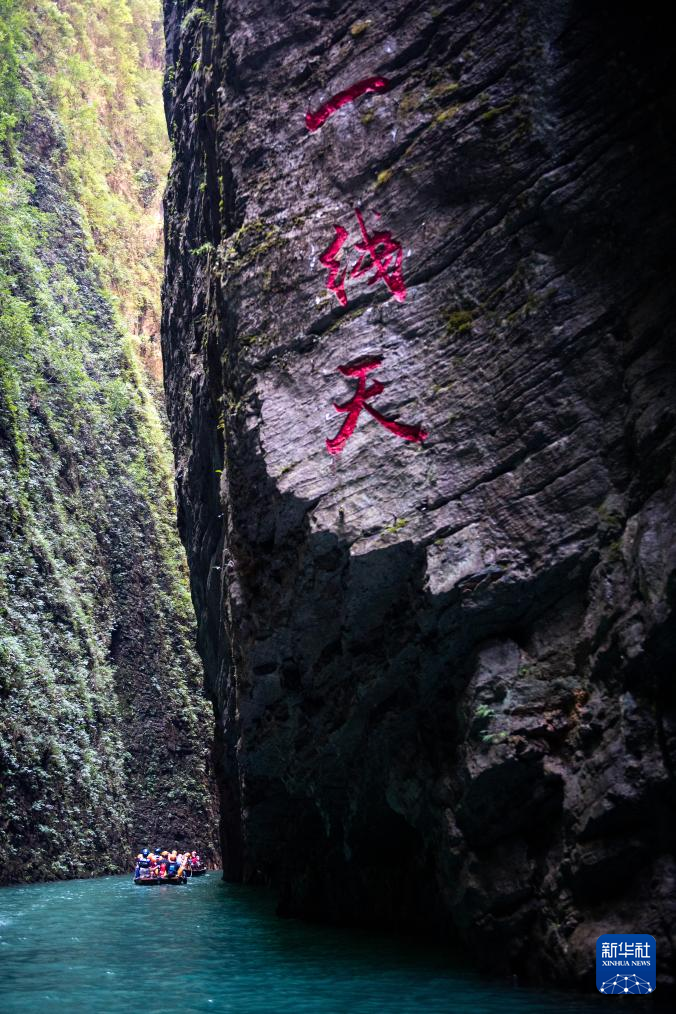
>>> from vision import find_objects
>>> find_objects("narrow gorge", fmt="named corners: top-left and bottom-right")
top-left (0, 1), bottom-right (218, 881)
top-left (161, 0), bottom-right (676, 992)
top-left (1, 0), bottom-right (675, 1003)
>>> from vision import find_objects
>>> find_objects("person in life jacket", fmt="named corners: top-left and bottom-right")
top-left (137, 848), bottom-right (151, 876)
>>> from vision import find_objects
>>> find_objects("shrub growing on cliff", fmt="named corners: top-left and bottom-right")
top-left (0, 1), bottom-right (29, 148)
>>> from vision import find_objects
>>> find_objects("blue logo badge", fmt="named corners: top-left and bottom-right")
top-left (596, 934), bottom-right (656, 994)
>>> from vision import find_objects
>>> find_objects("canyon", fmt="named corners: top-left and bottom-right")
top-left (0, 1), bottom-right (218, 882)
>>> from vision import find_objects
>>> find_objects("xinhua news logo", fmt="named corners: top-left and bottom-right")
top-left (596, 934), bottom-right (656, 994)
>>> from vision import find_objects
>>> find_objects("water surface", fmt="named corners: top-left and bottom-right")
top-left (0, 874), bottom-right (605, 1013)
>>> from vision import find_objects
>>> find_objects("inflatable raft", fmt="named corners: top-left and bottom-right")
top-left (134, 874), bottom-right (187, 886)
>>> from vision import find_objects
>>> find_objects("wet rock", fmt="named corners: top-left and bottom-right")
top-left (162, 0), bottom-right (676, 989)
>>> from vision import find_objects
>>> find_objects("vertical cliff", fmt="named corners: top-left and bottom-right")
top-left (0, 1), bottom-right (218, 882)
top-left (162, 0), bottom-right (676, 988)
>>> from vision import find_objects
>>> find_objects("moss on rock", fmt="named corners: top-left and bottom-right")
top-left (0, 1), bottom-right (218, 884)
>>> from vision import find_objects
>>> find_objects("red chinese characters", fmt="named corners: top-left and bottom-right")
top-left (301, 75), bottom-right (428, 452)
top-left (326, 356), bottom-right (428, 455)
top-left (319, 208), bottom-right (406, 306)
top-left (306, 76), bottom-right (390, 132)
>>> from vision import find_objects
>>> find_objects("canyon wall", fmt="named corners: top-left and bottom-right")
top-left (0, 1), bottom-right (218, 882)
top-left (162, 0), bottom-right (676, 988)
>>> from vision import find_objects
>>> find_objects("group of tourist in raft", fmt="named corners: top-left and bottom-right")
top-left (134, 847), bottom-right (204, 882)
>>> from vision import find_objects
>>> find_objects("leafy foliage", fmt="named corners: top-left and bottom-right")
top-left (0, 1), bottom-right (217, 882)
top-left (0, 1), bottom-right (29, 147)
top-left (25, 1), bottom-right (170, 337)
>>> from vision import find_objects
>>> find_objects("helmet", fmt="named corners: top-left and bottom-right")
top-left (142, 848), bottom-right (149, 857)
top-left (191, 851), bottom-right (196, 856)
top-left (154, 847), bottom-right (161, 854)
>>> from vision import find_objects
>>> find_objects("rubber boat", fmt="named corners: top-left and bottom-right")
top-left (187, 866), bottom-right (206, 877)
top-left (134, 874), bottom-right (187, 886)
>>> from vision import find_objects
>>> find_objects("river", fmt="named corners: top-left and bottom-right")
top-left (0, 873), bottom-right (606, 1013)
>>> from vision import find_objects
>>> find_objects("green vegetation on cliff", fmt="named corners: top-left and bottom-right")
top-left (0, 2), bottom-right (28, 148)
top-left (0, 1), bottom-right (217, 882)
top-left (27, 0), bottom-right (170, 340)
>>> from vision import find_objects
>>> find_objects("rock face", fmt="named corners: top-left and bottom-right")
top-left (0, 16), bottom-right (218, 881)
top-left (162, 0), bottom-right (676, 988)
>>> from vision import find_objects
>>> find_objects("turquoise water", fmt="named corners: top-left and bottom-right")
top-left (0, 874), bottom-right (605, 1013)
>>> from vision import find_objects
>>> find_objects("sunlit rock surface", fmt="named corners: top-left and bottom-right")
top-left (162, 0), bottom-right (676, 988)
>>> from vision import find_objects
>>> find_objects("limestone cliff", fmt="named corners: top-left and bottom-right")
top-left (0, 2), bottom-right (218, 882)
top-left (162, 0), bottom-right (676, 988)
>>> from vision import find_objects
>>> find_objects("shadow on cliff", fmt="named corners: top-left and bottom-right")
top-left (213, 435), bottom-right (675, 961)
top-left (162, 0), bottom-right (676, 989)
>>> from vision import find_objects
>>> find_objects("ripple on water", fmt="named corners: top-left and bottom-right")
top-left (0, 875), bottom-right (608, 1014)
